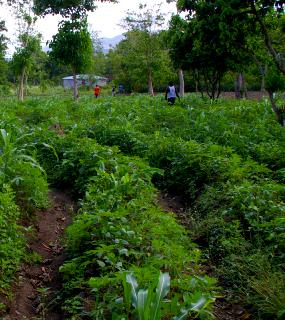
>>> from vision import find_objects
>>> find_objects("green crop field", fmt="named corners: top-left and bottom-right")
top-left (0, 94), bottom-right (284, 319)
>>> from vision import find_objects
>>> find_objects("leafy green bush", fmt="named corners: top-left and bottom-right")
top-left (0, 129), bottom-right (49, 210)
top-left (0, 185), bottom-right (25, 293)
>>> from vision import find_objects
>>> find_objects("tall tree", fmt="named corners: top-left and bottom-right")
top-left (167, 6), bottom-right (249, 99)
top-left (171, 0), bottom-right (285, 120)
top-left (33, 0), bottom-right (116, 98)
top-left (11, 12), bottom-right (42, 100)
top-left (90, 29), bottom-right (108, 79)
top-left (174, 0), bottom-right (285, 75)
top-left (0, 20), bottom-right (8, 84)
top-left (122, 3), bottom-right (168, 95)
top-left (49, 18), bottom-right (93, 99)
top-left (33, 0), bottom-right (117, 17)
top-left (108, 30), bottom-right (174, 93)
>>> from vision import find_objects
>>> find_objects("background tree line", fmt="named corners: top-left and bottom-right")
top-left (0, 0), bottom-right (285, 122)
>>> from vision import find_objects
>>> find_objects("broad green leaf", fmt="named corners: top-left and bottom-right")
top-left (191, 296), bottom-right (207, 311)
top-left (126, 273), bottom-right (138, 308)
top-left (97, 260), bottom-right (106, 268)
top-left (119, 248), bottom-right (129, 256)
top-left (42, 142), bottom-right (59, 161)
top-left (17, 154), bottom-right (45, 173)
top-left (173, 296), bottom-right (208, 320)
top-left (0, 129), bottom-right (8, 147)
top-left (122, 272), bottom-right (131, 312)
top-left (172, 309), bottom-right (188, 320)
top-left (151, 272), bottom-right (170, 320)
top-left (137, 289), bottom-right (149, 320)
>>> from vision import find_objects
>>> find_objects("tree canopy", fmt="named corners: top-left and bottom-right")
top-left (33, 0), bottom-right (117, 17)
top-left (0, 20), bottom-right (7, 84)
top-left (49, 18), bottom-right (93, 99)
top-left (120, 3), bottom-right (171, 95)
top-left (175, 0), bottom-right (285, 74)
top-left (167, 1), bottom-right (251, 98)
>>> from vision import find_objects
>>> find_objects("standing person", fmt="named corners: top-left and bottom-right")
top-left (112, 86), bottom-right (116, 96)
top-left (94, 84), bottom-right (101, 98)
top-left (165, 81), bottom-right (180, 105)
top-left (118, 84), bottom-right (124, 94)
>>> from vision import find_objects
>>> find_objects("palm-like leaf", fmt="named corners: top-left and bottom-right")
top-left (151, 272), bottom-right (170, 320)
top-left (126, 273), bottom-right (139, 308)
top-left (137, 289), bottom-right (149, 320)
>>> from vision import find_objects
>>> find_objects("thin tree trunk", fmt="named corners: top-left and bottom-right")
top-left (18, 67), bottom-right (25, 101)
top-left (148, 71), bottom-right (154, 96)
top-left (250, 2), bottom-right (285, 75)
top-left (260, 65), bottom-right (267, 96)
top-left (235, 73), bottom-right (242, 99)
top-left (267, 90), bottom-right (285, 126)
top-left (235, 73), bottom-right (247, 99)
top-left (25, 74), bottom-right (28, 97)
top-left (244, 74), bottom-right (248, 99)
top-left (73, 71), bottom-right (78, 100)
top-left (179, 69), bottom-right (184, 97)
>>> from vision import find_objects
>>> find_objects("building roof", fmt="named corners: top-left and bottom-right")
top-left (62, 74), bottom-right (108, 80)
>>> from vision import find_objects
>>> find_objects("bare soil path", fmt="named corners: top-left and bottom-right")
top-left (2, 190), bottom-right (75, 320)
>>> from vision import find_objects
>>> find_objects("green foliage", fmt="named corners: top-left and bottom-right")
top-left (0, 185), bottom-right (25, 293)
top-left (49, 18), bottom-right (93, 74)
top-left (10, 11), bottom-right (43, 101)
top-left (249, 272), bottom-right (285, 319)
top-left (108, 30), bottom-right (174, 93)
top-left (0, 128), bottom-right (49, 209)
top-left (0, 20), bottom-right (7, 85)
top-left (121, 272), bottom-right (214, 320)
top-left (1, 94), bottom-right (284, 319)
top-left (11, 33), bottom-right (41, 75)
top-left (0, 109), bottom-right (50, 296)
top-left (40, 134), bottom-right (216, 318)
top-left (123, 272), bottom-right (170, 320)
top-left (265, 66), bottom-right (285, 92)
top-left (167, 1), bottom-right (250, 99)
top-left (33, 0), bottom-right (116, 18)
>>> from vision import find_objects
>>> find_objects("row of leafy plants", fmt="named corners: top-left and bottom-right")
top-left (33, 129), bottom-right (217, 319)
top-left (0, 97), bottom-right (218, 318)
top-left (47, 94), bottom-right (284, 319)
top-left (1, 94), bottom-right (284, 319)
top-left (0, 113), bottom-right (49, 313)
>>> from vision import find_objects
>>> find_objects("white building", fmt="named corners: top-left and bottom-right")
top-left (62, 74), bottom-right (108, 89)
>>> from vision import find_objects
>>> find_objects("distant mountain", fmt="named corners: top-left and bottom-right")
top-left (41, 34), bottom-right (124, 54)
top-left (101, 34), bottom-right (124, 53)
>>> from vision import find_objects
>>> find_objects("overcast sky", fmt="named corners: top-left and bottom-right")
top-left (0, 0), bottom-right (177, 55)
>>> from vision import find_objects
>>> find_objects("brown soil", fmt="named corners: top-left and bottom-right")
top-left (1, 190), bottom-right (75, 320)
top-left (220, 91), bottom-right (268, 100)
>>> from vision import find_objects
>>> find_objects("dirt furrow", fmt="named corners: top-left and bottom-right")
top-left (3, 190), bottom-right (74, 320)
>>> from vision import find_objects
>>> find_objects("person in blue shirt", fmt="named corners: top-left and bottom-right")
top-left (165, 81), bottom-right (180, 105)
top-left (118, 84), bottom-right (124, 94)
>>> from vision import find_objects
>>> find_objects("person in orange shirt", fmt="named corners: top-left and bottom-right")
top-left (94, 84), bottom-right (101, 98)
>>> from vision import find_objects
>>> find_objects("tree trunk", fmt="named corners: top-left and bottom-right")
top-left (179, 69), bottom-right (184, 97)
top-left (73, 71), bottom-right (78, 100)
top-left (250, 2), bottom-right (285, 75)
top-left (235, 73), bottom-right (247, 99)
top-left (267, 90), bottom-right (285, 126)
top-left (148, 71), bottom-right (154, 96)
top-left (260, 65), bottom-right (267, 97)
top-left (18, 67), bottom-right (25, 101)
top-left (25, 74), bottom-right (28, 97)
top-left (235, 73), bottom-right (242, 99)
top-left (244, 75), bottom-right (248, 99)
